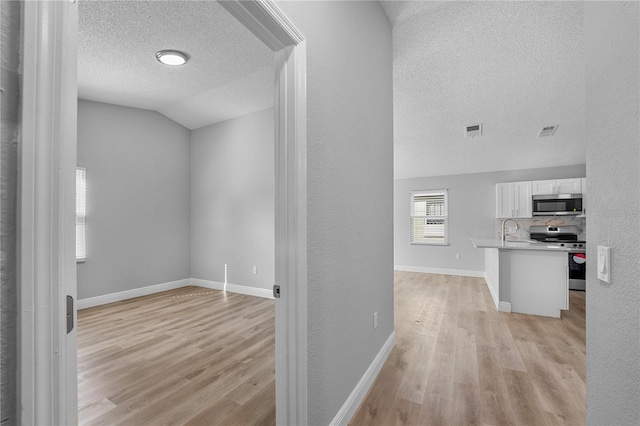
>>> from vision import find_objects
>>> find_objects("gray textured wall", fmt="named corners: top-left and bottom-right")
top-left (277, 2), bottom-right (394, 424)
top-left (190, 108), bottom-right (274, 290)
top-left (1, 1), bottom-right (20, 423)
top-left (585, 2), bottom-right (640, 424)
top-left (77, 100), bottom-right (191, 299)
top-left (394, 164), bottom-right (586, 272)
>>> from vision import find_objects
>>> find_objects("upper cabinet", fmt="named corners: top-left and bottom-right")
top-left (532, 178), bottom-right (582, 195)
top-left (496, 181), bottom-right (532, 218)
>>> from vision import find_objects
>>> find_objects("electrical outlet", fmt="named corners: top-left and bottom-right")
top-left (373, 312), bottom-right (378, 330)
top-left (252, 266), bottom-right (257, 274)
top-left (455, 253), bottom-right (461, 260)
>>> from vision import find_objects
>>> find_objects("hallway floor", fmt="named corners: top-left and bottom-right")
top-left (351, 271), bottom-right (586, 425)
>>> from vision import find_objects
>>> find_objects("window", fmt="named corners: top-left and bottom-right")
top-left (76, 167), bottom-right (87, 262)
top-left (410, 189), bottom-right (448, 245)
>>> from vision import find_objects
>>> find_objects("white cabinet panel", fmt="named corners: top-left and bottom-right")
top-left (532, 180), bottom-right (556, 195)
top-left (496, 181), bottom-right (532, 218)
top-left (556, 178), bottom-right (582, 194)
top-left (532, 178), bottom-right (583, 195)
top-left (496, 183), bottom-right (513, 218)
top-left (513, 181), bottom-right (532, 218)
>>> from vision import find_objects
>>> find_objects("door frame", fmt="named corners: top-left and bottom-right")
top-left (18, 1), bottom-right (308, 425)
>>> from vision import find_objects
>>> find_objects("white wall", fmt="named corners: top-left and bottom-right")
top-left (1, 0), bottom-right (21, 421)
top-left (190, 108), bottom-right (274, 291)
top-left (277, 2), bottom-right (394, 424)
top-left (585, 2), bottom-right (640, 424)
top-left (77, 100), bottom-right (191, 299)
top-left (394, 165), bottom-right (586, 274)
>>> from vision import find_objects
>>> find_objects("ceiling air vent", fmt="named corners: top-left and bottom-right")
top-left (465, 123), bottom-right (482, 137)
top-left (538, 125), bottom-right (558, 137)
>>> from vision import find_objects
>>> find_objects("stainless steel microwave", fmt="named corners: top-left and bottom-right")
top-left (532, 194), bottom-right (583, 216)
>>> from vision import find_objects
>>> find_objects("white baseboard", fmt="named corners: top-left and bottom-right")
top-left (191, 278), bottom-right (274, 300)
top-left (483, 272), bottom-right (499, 311)
top-left (77, 278), bottom-right (191, 309)
top-left (498, 301), bottom-right (512, 312)
top-left (78, 277), bottom-right (274, 309)
top-left (329, 331), bottom-right (396, 426)
top-left (394, 265), bottom-right (484, 278)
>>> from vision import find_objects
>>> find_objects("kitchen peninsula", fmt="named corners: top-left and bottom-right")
top-left (471, 237), bottom-right (583, 318)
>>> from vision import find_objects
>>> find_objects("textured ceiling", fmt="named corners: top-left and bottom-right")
top-left (78, 0), bottom-right (274, 130)
top-left (380, 1), bottom-right (586, 179)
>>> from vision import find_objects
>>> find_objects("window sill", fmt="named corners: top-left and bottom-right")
top-left (410, 242), bottom-right (449, 246)
top-left (76, 258), bottom-right (86, 264)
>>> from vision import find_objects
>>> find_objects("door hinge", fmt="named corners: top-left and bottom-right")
top-left (273, 285), bottom-right (281, 299)
top-left (66, 295), bottom-right (74, 333)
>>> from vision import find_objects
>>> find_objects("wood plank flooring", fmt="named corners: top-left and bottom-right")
top-left (351, 271), bottom-right (586, 426)
top-left (77, 286), bottom-right (275, 426)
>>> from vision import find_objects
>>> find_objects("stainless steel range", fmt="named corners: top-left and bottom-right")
top-left (529, 225), bottom-right (586, 291)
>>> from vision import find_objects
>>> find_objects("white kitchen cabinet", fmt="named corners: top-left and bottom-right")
top-left (532, 178), bottom-right (582, 195)
top-left (557, 178), bottom-right (582, 193)
top-left (509, 250), bottom-right (569, 318)
top-left (496, 181), bottom-right (532, 218)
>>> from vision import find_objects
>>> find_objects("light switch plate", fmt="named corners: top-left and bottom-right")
top-left (597, 245), bottom-right (610, 283)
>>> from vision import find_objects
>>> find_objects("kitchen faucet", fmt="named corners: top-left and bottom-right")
top-left (501, 219), bottom-right (519, 241)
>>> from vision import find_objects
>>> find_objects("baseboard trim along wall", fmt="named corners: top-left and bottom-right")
top-left (394, 265), bottom-right (484, 278)
top-left (329, 331), bottom-right (396, 426)
top-left (483, 272), bottom-right (499, 310)
top-left (78, 278), bottom-right (273, 309)
top-left (190, 278), bottom-right (274, 300)
top-left (498, 301), bottom-right (512, 312)
top-left (77, 278), bottom-right (191, 309)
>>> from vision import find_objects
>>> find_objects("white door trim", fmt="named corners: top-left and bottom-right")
top-left (219, 3), bottom-right (308, 424)
top-left (18, 1), bottom-right (78, 424)
top-left (19, 1), bottom-right (307, 425)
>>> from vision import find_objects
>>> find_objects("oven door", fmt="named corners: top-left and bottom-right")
top-left (569, 252), bottom-right (586, 291)
top-left (533, 194), bottom-right (583, 216)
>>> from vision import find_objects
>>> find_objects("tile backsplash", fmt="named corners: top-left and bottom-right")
top-left (496, 216), bottom-right (587, 240)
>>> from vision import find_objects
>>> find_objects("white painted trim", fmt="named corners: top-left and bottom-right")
top-left (394, 265), bottom-right (485, 278)
top-left (77, 279), bottom-right (191, 310)
top-left (219, 0), bottom-right (303, 51)
top-left (498, 301), bottom-right (512, 313)
top-left (18, 1), bottom-right (78, 424)
top-left (224, 3), bottom-right (308, 424)
top-left (329, 332), bottom-right (396, 426)
top-left (77, 278), bottom-right (274, 310)
top-left (191, 278), bottom-right (274, 300)
top-left (483, 272), bottom-right (500, 310)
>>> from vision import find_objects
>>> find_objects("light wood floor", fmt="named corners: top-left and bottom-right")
top-left (351, 271), bottom-right (586, 426)
top-left (77, 286), bottom-right (275, 426)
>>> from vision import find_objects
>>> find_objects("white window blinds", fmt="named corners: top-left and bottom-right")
top-left (76, 167), bottom-right (87, 261)
top-left (410, 190), bottom-right (448, 245)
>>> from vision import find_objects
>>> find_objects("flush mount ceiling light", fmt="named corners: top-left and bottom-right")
top-left (155, 49), bottom-right (189, 66)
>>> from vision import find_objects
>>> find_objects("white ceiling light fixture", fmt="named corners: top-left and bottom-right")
top-left (538, 125), bottom-right (559, 137)
top-left (155, 49), bottom-right (190, 66)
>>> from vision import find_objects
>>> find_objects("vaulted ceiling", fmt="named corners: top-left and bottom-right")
top-left (78, 0), bottom-right (274, 130)
top-left (79, 1), bottom-right (587, 179)
top-left (380, 1), bottom-right (586, 179)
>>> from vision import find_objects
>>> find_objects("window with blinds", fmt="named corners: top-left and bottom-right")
top-left (76, 167), bottom-right (87, 262)
top-left (410, 190), bottom-right (448, 245)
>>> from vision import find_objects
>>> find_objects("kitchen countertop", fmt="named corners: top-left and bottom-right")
top-left (470, 237), bottom-right (586, 252)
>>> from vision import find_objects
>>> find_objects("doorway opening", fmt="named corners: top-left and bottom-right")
top-left (18, 1), bottom-right (307, 425)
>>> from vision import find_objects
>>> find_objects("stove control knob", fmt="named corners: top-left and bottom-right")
top-left (560, 243), bottom-right (565, 247)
